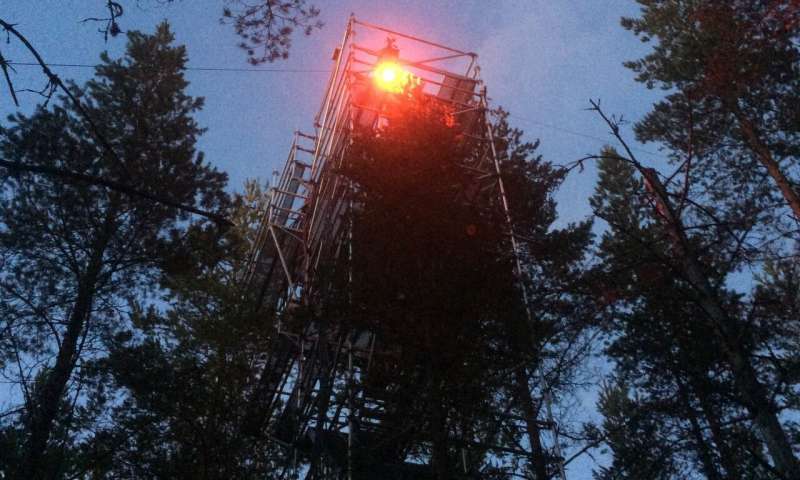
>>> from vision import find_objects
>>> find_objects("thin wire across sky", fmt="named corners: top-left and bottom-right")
top-left (7, 61), bottom-right (665, 159)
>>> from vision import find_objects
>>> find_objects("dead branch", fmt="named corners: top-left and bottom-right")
top-left (0, 48), bottom-right (19, 106)
top-left (80, 1), bottom-right (124, 40)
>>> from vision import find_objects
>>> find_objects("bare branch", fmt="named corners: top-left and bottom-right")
top-left (0, 47), bottom-right (19, 106)
top-left (80, 1), bottom-right (124, 41)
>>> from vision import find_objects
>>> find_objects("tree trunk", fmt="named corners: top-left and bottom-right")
top-left (677, 380), bottom-right (723, 480)
top-left (430, 391), bottom-right (450, 480)
top-left (674, 218), bottom-right (799, 480)
top-left (735, 111), bottom-right (800, 221)
top-left (514, 367), bottom-right (550, 480)
top-left (17, 212), bottom-right (114, 480)
top-left (643, 169), bottom-right (800, 479)
top-left (690, 375), bottom-right (744, 480)
top-left (676, 332), bottom-right (744, 478)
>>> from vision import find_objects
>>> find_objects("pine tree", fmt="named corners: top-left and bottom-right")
top-left (0, 22), bottom-right (228, 479)
top-left (614, 2), bottom-right (800, 476)
top-left (590, 149), bottom-right (792, 479)
top-left (623, 0), bottom-right (800, 232)
top-left (319, 100), bottom-right (593, 479)
top-left (593, 382), bottom-right (682, 480)
top-left (72, 183), bottom-right (285, 479)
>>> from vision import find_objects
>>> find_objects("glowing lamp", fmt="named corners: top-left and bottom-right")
top-left (373, 61), bottom-right (409, 93)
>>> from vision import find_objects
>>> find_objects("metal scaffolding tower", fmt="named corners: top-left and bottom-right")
top-left (244, 16), bottom-right (567, 480)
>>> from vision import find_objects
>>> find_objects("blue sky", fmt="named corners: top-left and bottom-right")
top-left (0, 1), bottom-right (670, 477)
top-left (1, 0), bottom-right (667, 226)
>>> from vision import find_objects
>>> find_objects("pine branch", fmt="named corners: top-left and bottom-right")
top-left (0, 159), bottom-right (233, 227)
top-left (0, 18), bottom-right (232, 227)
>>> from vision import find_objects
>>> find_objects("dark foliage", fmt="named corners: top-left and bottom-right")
top-left (77, 187), bottom-right (287, 478)
top-left (584, 3), bottom-right (800, 478)
top-left (589, 151), bottom-right (786, 479)
top-left (306, 98), bottom-right (594, 478)
top-left (220, 0), bottom-right (324, 64)
top-left (84, 1), bottom-right (323, 64)
top-left (0, 23), bottom-right (229, 479)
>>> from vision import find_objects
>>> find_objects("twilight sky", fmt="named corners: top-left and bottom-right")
top-left (0, 1), bottom-right (669, 476)
top-left (1, 0), bottom-right (667, 226)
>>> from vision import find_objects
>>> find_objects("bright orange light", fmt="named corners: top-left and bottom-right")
top-left (373, 61), bottom-right (409, 93)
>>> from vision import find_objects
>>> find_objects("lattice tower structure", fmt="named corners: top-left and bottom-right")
top-left (244, 16), bottom-right (567, 480)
